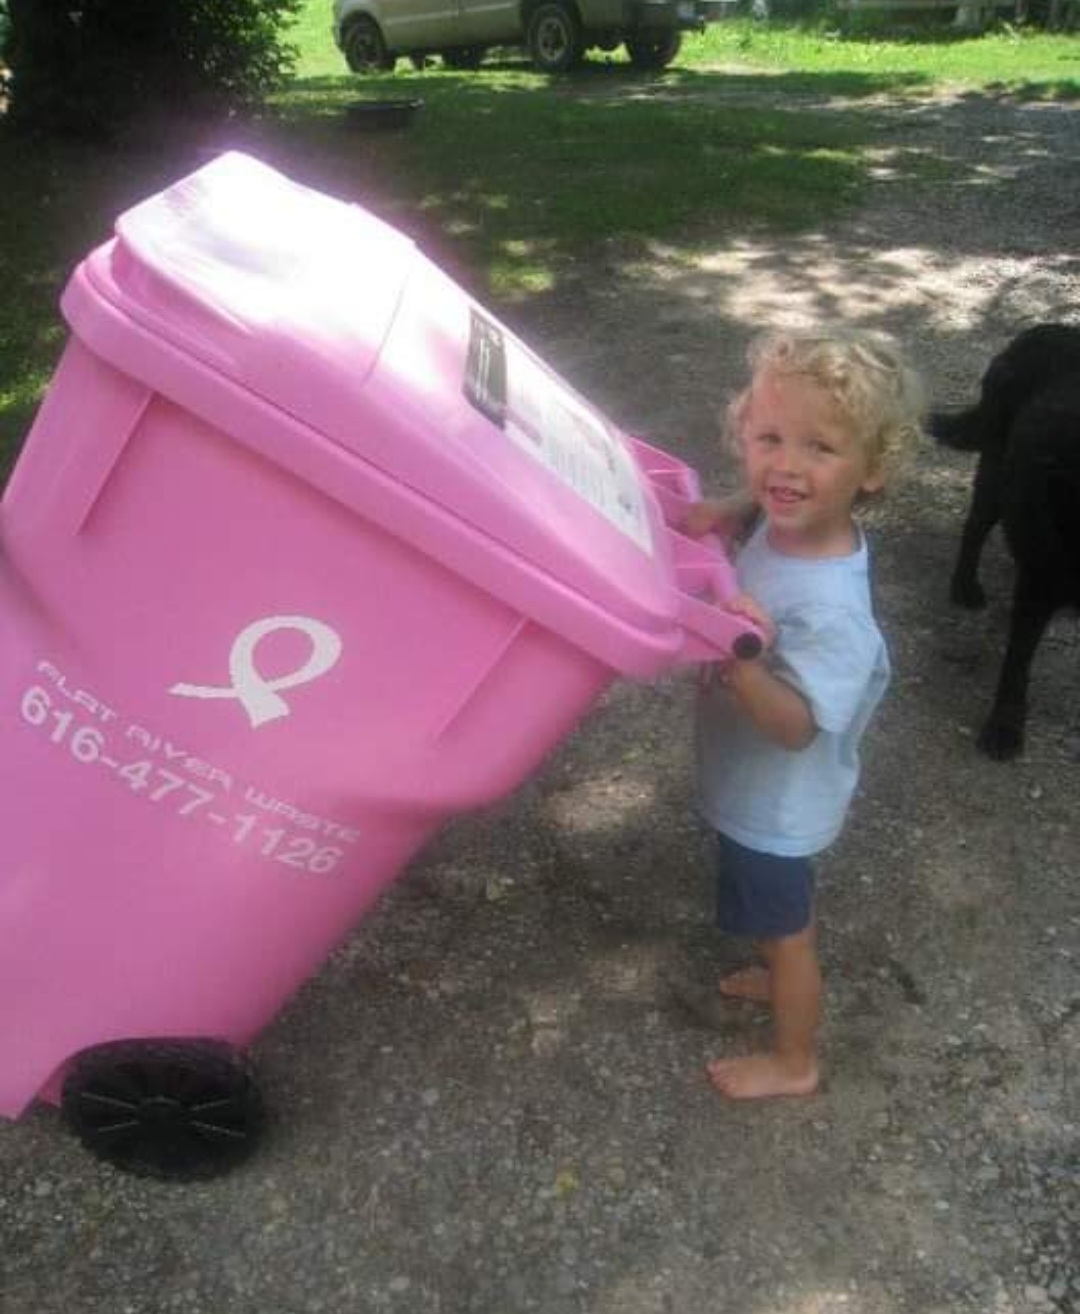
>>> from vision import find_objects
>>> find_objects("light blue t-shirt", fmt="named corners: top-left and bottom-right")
top-left (696, 521), bottom-right (890, 858)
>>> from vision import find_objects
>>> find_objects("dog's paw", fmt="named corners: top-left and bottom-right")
top-left (977, 714), bottom-right (1024, 760)
top-left (950, 576), bottom-right (987, 610)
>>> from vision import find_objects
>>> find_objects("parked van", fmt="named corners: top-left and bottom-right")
top-left (332, 0), bottom-right (723, 74)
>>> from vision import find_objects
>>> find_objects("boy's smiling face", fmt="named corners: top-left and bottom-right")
top-left (739, 369), bottom-right (883, 557)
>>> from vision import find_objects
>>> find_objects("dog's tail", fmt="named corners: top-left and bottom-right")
top-left (928, 406), bottom-right (987, 452)
top-left (934, 326), bottom-right (1080, 456)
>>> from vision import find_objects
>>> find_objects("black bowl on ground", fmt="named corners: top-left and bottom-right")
top-left (345, 99), bottom-right (424, 130)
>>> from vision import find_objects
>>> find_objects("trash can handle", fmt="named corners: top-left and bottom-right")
top-left (627, 435), bottom-right (704, 519)
top-left (667, 529), bottom-right (764, 665)
top-left (628, 436), bottom-right (763, 666)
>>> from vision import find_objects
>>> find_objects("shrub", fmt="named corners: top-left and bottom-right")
top-left (3, 0), bottom-right (303, 138)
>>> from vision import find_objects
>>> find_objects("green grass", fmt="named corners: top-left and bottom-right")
top-left (2, 3), bottom-right (1079, 478)
top-left (696, 19), bottom-right (1080, 96)
top-left (289, 0), bottom-right (345, 76)
top-left (272, 69), bottom-right (869, 292)
top-left (290, 0), bottom-right (1080, 93)
top-left (257, 4), bottom-right (1080, 292)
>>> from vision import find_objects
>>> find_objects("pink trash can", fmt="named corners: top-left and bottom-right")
top-left (0, 153), bottom-right (757, 1177)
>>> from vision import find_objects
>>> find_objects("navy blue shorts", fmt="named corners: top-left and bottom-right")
top-left (714, 832), bottom-right (815, 939)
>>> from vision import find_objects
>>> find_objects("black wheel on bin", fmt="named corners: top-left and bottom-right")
top-left (61, 1038), bottom-right (265, 1180)
top-left (625, 31), bottom-right (681, 69)
top-left (526, 1), bottom-right (584, 72)
top-left (342, 14), bottom-right (396, 73)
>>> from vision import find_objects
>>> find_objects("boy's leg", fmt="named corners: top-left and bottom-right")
top-left (713, 837), bottom-right (814, 1007)
top-left (718, 948), bottom-right (770, 1002)
top-left (707, 923), bottom-right (821, 1100)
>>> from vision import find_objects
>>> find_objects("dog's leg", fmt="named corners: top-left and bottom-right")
top-left (977, 573), bottom-right (1057, 759)
top-left (951, 452), bottom-right (1002, 609)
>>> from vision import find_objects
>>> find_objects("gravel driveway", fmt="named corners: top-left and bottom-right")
top-left (1, 83), bottom-right (1078, 1314)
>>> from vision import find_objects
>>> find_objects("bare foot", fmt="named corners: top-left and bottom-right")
top-left (706, 1054), bottom-right (819, 1101)
top-left (718, 965), bottom-right (771, 1003)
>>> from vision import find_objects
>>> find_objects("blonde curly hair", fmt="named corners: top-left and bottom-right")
top-left (726, 329), bottom-right (926, 494)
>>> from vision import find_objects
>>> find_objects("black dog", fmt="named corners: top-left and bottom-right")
top-left (932, 324), bottom-right (1080, 759)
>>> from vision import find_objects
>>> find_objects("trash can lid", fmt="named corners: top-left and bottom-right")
top-left (70, 153), bottom-right (691, 663)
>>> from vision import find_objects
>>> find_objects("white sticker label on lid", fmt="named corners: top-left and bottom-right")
top-left (464, 313), bottom-right (653, 556)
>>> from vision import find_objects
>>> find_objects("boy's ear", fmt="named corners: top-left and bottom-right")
top-left (860, 461), bottom-right (885, 495)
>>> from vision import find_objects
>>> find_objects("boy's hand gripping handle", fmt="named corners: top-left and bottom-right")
top-left (668, 531), bottom-right (764, 665)
top-left (628, 437), bottom-right (764, 668)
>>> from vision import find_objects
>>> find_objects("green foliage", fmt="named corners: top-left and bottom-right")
top-left (3, 0), bottom-right (303, 137)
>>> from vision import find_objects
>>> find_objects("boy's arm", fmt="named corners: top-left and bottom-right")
top-left (722, 592), bottom-right (816, 751)
top-left (726, 658), bottom-right (817, 751)
top-left (682, 492), bottom-right (757, 546)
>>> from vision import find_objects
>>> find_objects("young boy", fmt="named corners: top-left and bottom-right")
top-left (685, 329), bottom-right (924, 1101)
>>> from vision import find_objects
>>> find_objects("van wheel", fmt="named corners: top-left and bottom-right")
top-left (526, 1), bottom-right (584, 72)
top-left (442, 46), bottom-right (486, 69)
top-left (342, 15), bottom-right (396, 73)
top-left (61, 1038), bottom-right (266, 1180)
top-left (625, 31), bottom-right (681, 69)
